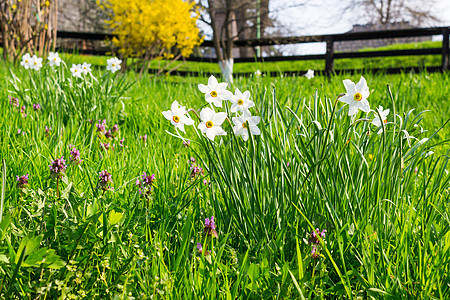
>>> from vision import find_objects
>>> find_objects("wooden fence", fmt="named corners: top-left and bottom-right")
top-left (56, 26), bottom-right (450, 76)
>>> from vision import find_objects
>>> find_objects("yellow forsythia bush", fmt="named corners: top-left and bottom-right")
top-left (100, 0), bottom-right (203, 59)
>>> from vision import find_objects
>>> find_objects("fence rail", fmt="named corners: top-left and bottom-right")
top-left (56, 26), bottom-right (450, 76)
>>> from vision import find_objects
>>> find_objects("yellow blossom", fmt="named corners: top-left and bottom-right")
top-left (100, 0), bottom-right (203, 60)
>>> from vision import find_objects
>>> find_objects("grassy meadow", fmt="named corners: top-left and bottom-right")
top-left (55, 40), bottom-right (444, 75)
top-left (0, 57), bottom-right (449, 299)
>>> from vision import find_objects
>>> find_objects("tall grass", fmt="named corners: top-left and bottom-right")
top-left (0, 60), bottom-right (448, 298)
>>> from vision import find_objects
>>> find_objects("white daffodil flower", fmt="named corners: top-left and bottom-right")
top-left (371, 106), bottom-right (390, 134)
top-left (230, 88), bottom-right (255, 113)
top-left (232, 110), bottom-right (261, 141)
top-left (81, 62), bottom-right (92, 75)
top-left (162, 100), bottom-right (194, 133)
top-left (107, 57), bottom-right (122, 73)
top-left (198, 107), bottom-right (227, 141)
top-left (338, 76), bottom-right (371, 116)
top-left (304, 69), bottom-right (314, 79)
top-left (30, 55), bottom-right (43, 71)
top-left (70, 64), bottom-right (82, 78)
top-left (48, 52), bottom-right (62, 67)
top-left (198, 75), bottom-right (233, 108)
top-left (20, 53), bottom-right (32, 69)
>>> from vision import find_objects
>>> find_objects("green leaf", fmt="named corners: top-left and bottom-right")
top-left (247, 263), bottom-right (260, 282)
top-left (60, 181), bottom-right (73, 200)
top-left (109, 210), bottom-right (123, 226)
top-left (0, 254), bottom-right (9, 264)
top-left (15, 235), bottom-right (43, 264)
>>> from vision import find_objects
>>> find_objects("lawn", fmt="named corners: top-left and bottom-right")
top-left (51, 40), bottom-right (445, 75)
top-left (0, 58), bottom-right (449, 298)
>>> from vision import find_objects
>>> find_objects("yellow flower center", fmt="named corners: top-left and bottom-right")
top-left (210, 91), bottom-right (218, 98)
top-left (34, 61), bottom-right (37, 65)
top-left (45, 1), bottom-right (50, 6)
top-left (53, 58), bottom-right (57, 61)
top-left (383, 119), bottom-right (387, 124)
top-left (354, 93), bottom-right (362, 101)
top-left (172, 116), bottom-right (180, 123)
top-left (25, 60), bottom-right (28, 63)
top-left (242, 121), bottom-right (248, 129)
top-left (112, 63), bottom-right (115, 67)
top-left (74, 70), bottom-right (77, 72)
top-left (238, 99), bottom-right (244, 105)
top-left (206, 121), bottom-right (214, 128)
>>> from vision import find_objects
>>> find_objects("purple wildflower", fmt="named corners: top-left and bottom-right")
top-left (96, 119), bottom-right (106, 133)
top-left (112, 124), bottom-right (119, 133)
top-left (136, 172), bottom-right (156, 196)
top-left (204, 216), bottom-right (218, 238)
top-left (98, 170), bottom-right (113, 191)
top-left (33, 103), bottom-right (41, 111)
top-left (140, 134), bottom-right (148, 143)
top-left (20, 105), bottom-right (26, 118)
top-left (190, 157), bottom-right (196, 163)
top-left (414, 167), bottom-right (418, 174)
top-left (100, 142), bottom-right (110, 151)
top-left (17, 129), bottom-right (22, 135)
top-left (287, 162), bottom-right (290, 167)
top-left (203, 179), bottom-right (210, 186)
top-left (119, 138), bottom-right (124, 148)
top-left (9, 96), bottom-right (19, 108)
top-left (190, 165), bottom-right (203, 178)
top-left (183, 140), bottom-right (190, 148)
top-left (311, 246), bottom-right (320, 259)
top-left (49, 156), bottom-right (67, 179)
top-left (16, 174), bottom-right (29, 189)
top-left (45, 126), bottom-right (51, 137)
top-left (197, 243), bottom-right (202, 253)
top-left (308, 228), bottom-right (326, 244)
top-left (104, 130), bottom-right (113, 139)
top-left (70, 147), bottom-right (82, 164)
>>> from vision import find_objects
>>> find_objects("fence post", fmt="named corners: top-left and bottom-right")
top-left (442, 27), bottom-right (449, 71)
top-left (325, 37), bottom-right (334, 75)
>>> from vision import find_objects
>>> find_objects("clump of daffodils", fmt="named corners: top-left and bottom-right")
top-left (19, 52), bottom-right (123, 77)
top-left (338, 76), bottom-right (391, 134)
top-left (162, 75), bottom-right (261, 142)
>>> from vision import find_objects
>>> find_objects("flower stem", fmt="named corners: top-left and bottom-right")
top-left (56, 178), bottom-right (60, 198)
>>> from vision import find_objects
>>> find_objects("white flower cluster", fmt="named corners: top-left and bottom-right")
top-left (338, 76), bottom-right (390, 134)
top-left (20, 52), bottom-right (122, 77)
top-left (163, 75), bottom-right (261, 141)
top-left (20, 53), bottom-right (43, 71)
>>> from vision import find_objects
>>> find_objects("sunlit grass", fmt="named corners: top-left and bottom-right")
top-left (0, 60), bottom-right (449, 298)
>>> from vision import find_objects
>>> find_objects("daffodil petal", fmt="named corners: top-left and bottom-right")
top-left (206, 128), bottom-right (216, 140)
top-left (212, 112), bottom-right (227, 125)
top-left (343, 79), bottom-right (356, 95)
top-left (218, 90), bottom-right (233, 100)
top-left (217, 82), bottom-right (228, 90)
top-left (208, 75), bottom-right (218, 89)
top-left (356, 76), bottom-right (368, 93)
top-left (251, 125), bottom-right (261, 135)
top-left (348, 105), bottom-right (359, 116)
top-left (198, 84), bottom-right (210, 93)
top-left (162, 111), bottom-right (173, 120)
top-left (198, 122), bottom-right (206, 132)
top-left (359, 100), bottom-right (370, 112)
top-left (200, 107), bottom-right (214, 121)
